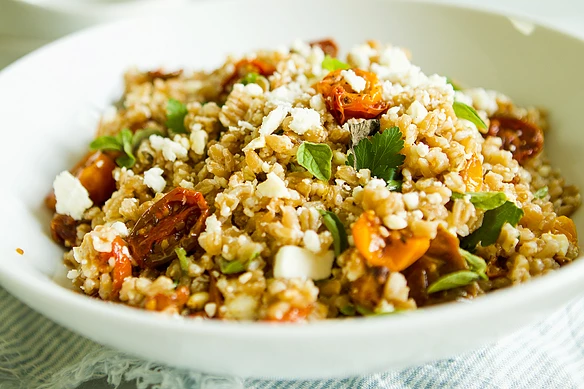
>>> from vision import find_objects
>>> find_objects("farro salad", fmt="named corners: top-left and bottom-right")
top-left (46, 39), bottom-right (580, 321)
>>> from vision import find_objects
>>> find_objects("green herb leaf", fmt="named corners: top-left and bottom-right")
top-left (318, 210), bottom-right (348, 257)
top-left (459, 248), bottom-right (488, 280)
top-left (175, 247), bottom-right (189, 273)
top-left (322, 55), bottom-right (350, 71)
top-left (114, 129), bottom-right (136, 168)
top-left (386, 179), bottom-right (402, 192)
top-left (461, 201), bottom-right (524, 250)
top-left (533, 186), bottom-right (549, 199)
top-left (427, 270), bottom-right (481, 293)
top-left (297, 142), bottom-right (333, 181)
top-left (240, 72), bottom-right (259, 85)
top-left (339, 304), bottom-right (356, 316)
top-left (89, 135), bottom-right (123, 152)
top-left (346, 127), bottom-right (405, 183)
top-left (446, 77), bottom-right (462, 91)
top-left (132, 128), bottom-right (163, 150)
top-left (166, 98), bottom-right (188, 135)
top-left (219, 258), bottom-right (247, 275)
top-left (451, 191), bottom-right (507, 210)
top-left (453, 101), bottom-right (487, 130)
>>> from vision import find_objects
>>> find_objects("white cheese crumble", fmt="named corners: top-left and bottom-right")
top-left (243, 135), bottom-right (266, 151)
top-left (383, 215), bottom-right (408, 230)
top-left (256, 172), bottom-right (290, 199)
top-left (289, 108), bottom-right (321, 134)
top-left (143, 167), bottom-right (166, 193)
top-left (403, 192), bottom-right (420, 210)
top-left (53, 171), bottom-right (93, 220)
top-left (302, 230), bottom-right (321, 253)
top-left (291, 39), bottom-right (311, 57)
top-left (379, 47), bottom-right (411, 73)
top-left (267, 84), bottom-right (303, 106)
top-left (466, 88), bottom-right (499, 116)
top-left (259, 106), bottom-right (289, 136)
top-left (309, 94), bottom-right (326, 112)
top-left (273, 246), bottom-right (334, 280)
top-left (149, 135), bottom-right (188, 161)
top-left (341, 69), bottom-right (366, 93)
top-left (110, 221), bottom-right (129, 237)
top-left (406, 100), bottom-right (428, 124)
top-left (190, 124), bottom-right (208, 155)
top-left (233, 82), bottom-right (264, 97)
top-left (348, 44), bottom-right (376, 69)
top-left (90, 226), bottom-right (118, 253)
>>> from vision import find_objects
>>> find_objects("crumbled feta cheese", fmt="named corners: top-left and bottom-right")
top-left (379, 47), bottom-right (411, 73)
top-left (466, 88), bottom-right (499, 116)
top-left (273, 246), bottom-right (334, 280)
top-left (267, 84), bottom-right (303, 106)
top-left (291, 39), bottom-right (311, 57)
top-left (149, 135), bottom-right (188, 161)
top-left (407, 100), bottom-right (428, 124)
top-left (259, 106), bottom-right (289, 136)
top-left (403, 192), bottom-right (420, 210)
top-left (454, 91), bottom-right (474, 106)
top-left (53, 171), bottom-right (93, 220)
top-left (309, 94), bottom-right (326, 112)
top-left (289, 108), bottom-right (321, 134)
top-left (190, 125), bottom-right (208, 155)
top-left (383, 215), bottom-right (408, 230)
top-left (233, 82), bottom-right (264, 97)
top-left (348, 44), bottom-right (376, 69)
top-left (341, 69), bottom-right (366, 93)
top-left (143, 167), bottom-right (166, 193)
top-left (90, 226), bottom-right (118, 253)
top-left (243, 135), bottom-right (266, 151)
top-left (303, 230), bottom-right (321, 253)
top-left (110, 221), bottom-right (129, 237)
top-left (256, 172), bottom-right (290, 198)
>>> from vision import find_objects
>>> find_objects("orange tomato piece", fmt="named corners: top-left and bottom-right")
top-left (552, 216), bottom-right (578, 245)
top-left (98, 236), bottom-right (132, 296)
top-left (352, 211), bottom-right (430, 271)
top-left (222, 58), bottom-right (276, 91)
top-left (315, 69), bottom-right (389, 125)
top-left (461, 154), bottom-right (483, 192)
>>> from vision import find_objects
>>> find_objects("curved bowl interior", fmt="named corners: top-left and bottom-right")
top-left (0, 0), bottom-right (583, 379)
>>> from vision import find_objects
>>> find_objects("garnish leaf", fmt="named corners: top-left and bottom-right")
top-left (461, 201), bottom-right (524, 250)
top-left (346, 126), bottom-right (405, 183)
top-left (459, 248), bottom-right (488, 280)
top-left (175, 247), bottom-right (189, 273)
top-left (89, 135), bottom-right (123, 152)
top-left (322, 55), bottom-right (350, 71)
top-left (219, 258), bottom-right (247, 275)
top-left (297, 142), bottom-right (333, 181)
top-left (166, 98), bottom-right (188, 135)
top-left (319, 210), bottom-right (348, 256)
top-left (427, 270), bottom-right (481, 294)
top-left (90, 128), bottom-right (142, 168)
top-left (241, 72), bottom-right (259, 85)
top-left (132, 128), bottom-right (163, 150)
top-left (453, 101), bottom-right (487, 130)
top-left (386, 179), bottom-right (402, 192)
top-left (446, 77), bottom-right (462, 91)
top-left (533, 186), bottom-right (548, 199)
top-left (451, 191), bottom-right (507, 210)
top-left (339, 304), bottom-right (356, 316)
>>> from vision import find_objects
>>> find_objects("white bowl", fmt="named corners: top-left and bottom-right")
top-left (1, 0), bottom-right (584, 380)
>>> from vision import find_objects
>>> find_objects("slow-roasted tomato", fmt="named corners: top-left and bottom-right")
top-left (309, 38), bottom-right (338, 57)
top-left (127, 187), bottom-right (209, 267)
top-left (222, 58), bottom-right (276, 92)
top-left (349, 266), bottom-right (389, 312)
top-left (98, 236), bottom-right (132, 295)
top-left (145, 285), bottom-right (190, 312)
top-left (50, 214), bottom-right (78, 247)
top-left (46, 151), bottom-right (117, 211)
top-left (487, 116), bottom-right (544, 164)
top-left (315, 69), bottom-right (389, 125)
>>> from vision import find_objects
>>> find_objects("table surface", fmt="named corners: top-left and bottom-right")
top-left (1, 1), bottom-right (582, 388)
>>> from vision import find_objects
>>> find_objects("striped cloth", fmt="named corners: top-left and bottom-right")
top-left (1, 286), bottom-right (584, 389)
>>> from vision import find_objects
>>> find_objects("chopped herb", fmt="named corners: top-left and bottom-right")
top-left (90, 128), bottom-right (136, 168)
top-left (319, 210), bottom-right (348, 256)
top-left (446, 77), bottom-right (462, 91)
top-left (175, 247), bottom-right (189, 273)
top-left (322, 55), bottom-right (350, 71)
top-left (132, 128), bottom-right (163, 149)
top-left (240, 72), bottom-right (259, 85)
top-left (459, 248), bottom-right (488, 280)
top-left (219, 258), bottom-right (247, 275)
top-left (453, 101), bottom-right (487, 130)
top-left (339, 304), bottom-right (356, 316)
top-left (166, 98), bottom-right (188, 135)
top-left (386, 179), bottom-right (402, 192)
top-left (346, 126), bottom-right (405, 183)
top-left (89, 135), bottom-right (123, 152)
top-left (427, 270), bottom-right (481, 294)
top-left (461, 201), bottom-right (524, 250)
top-left (533, 186), bottom-right (549, 199)
top-left (451, 191), bottom-right (507, 210)
top-left (297, 142), bottom-right (333, 181)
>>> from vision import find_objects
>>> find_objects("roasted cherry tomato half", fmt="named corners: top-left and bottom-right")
top-left (98, 236), bottom-right (132, 295)
top-left (222, 58), bottom-right (276, 91)
top-left (50, 214), bottom-right (78, 247)
top-left (487, 116), bottom-right (544, 164)
top-left (127, 187), bottom-right (209, 268)
top-left (309, 38), bottom-right (338, 57)
top-left (315, 69), bottom-right (389, 125)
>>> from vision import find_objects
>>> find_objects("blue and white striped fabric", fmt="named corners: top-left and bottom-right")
top-left (1, 286), bottom-right (584, 389)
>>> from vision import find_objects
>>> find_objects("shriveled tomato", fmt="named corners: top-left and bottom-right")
top-left (222, 58), bottom-right (276, 91)
top-left (316, 69), bottom-right (389, 125)
top-left (145, 285), bottom-right (190, 312)
top-left (309, 38), bottom-right (338, 57)
top-left (487, 116), bottom-right (544, 164)
top-left (127, 188), bottom-right (209, 267)
top-left (352, 211), bottom-right (430, 272)
top-left (98, 236), bottom-right (132, 295)
top-left (50, 214), bottom-right (78, 247)
top-left (349, 266), bottom-right (389, 311)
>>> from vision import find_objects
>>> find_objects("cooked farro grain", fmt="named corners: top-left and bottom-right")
top-left (47, 39), bottom-right (580, 321)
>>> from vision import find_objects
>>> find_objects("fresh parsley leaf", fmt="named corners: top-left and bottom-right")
top-left (451, 191), bottom-right (507, 210)
top-left (219, 258), bottom-right (247, 275)
top-left (319, 210), bottom-right (348, 256)
top-left (166, 98), bottom-right (188, 135)
top-left (297, 142), bottom-right (333, 181)
top-left (446, 77), bottom-right (462, 91)
top-left (427, 270), bottom-right (481, 294)
top-left (346, 127), bottom-right (405, 182)
top-left (115, 129), bottom-right (136, 168)
top-left (132, 128), bottom-right (162, 150)
top-left (322, 55), bottom-right (350, 71)
top-left (461, 201), bottom-right (524, 250)
top-left (386, 179), bottom-right (402, 192)
top-left (453, 101), bottom-right (487, 130)
top-left (89, 135), bottom-right (123, 152)
top-left (241, 72), bottom-right (259, 85)
top-left (533, 186), bottom-right (549, 199)
top-left (175, 247), bottom-right (189, 273)
top-left (459, 248), bottom-right (488, 280)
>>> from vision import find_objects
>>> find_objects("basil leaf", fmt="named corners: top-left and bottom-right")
top-left (89, 135), bottom-right (123, 152)
top-left (175, 247), bottom-right (189, 273)
top-left (166, 98), bottom-right (188, 135)
top-left (241, 72), bottom-right (259, 85)
top-left (446, 77), bottom-right (462, 91)
top-left (132, 128), bottom-right (163, 150)
top-left (461, 201), bottom-right (524, 250)
top-left (533, 186), bottom-right (548, 199)
top-left (219, 258), bottom-right (247, 275)
top-left (459, 248), bottom-right (488, 280)
top-left (322, 55), bottom-right (350, 71)
top-left (453, 101), bottom-right (487, 130)
top-left (451, 191), bottom-right (507, 210)
top-left (318, 210), bottom-right (348, 256)
top-left (427, 270), bottom-right (481, 294)
top-left (297, 142), bottom-right (333, 181)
